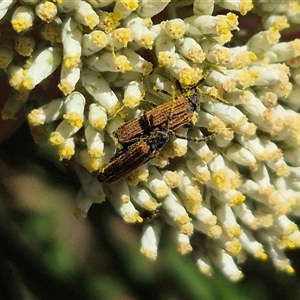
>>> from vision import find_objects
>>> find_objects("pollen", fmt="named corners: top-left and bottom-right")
top-left (40, 22), bottom-right (62, 43)
top-left (58, 144), bottom-right (75, 160)
top-left (124, 211), bottom-right (143, 223)
top-left (224, 12), bottom-right (239, 31)
top-left (123, 96), bottom-right (140, 109)
top-left (184, 193), bottom-right (202, 215)
top-left (227, 225), bottom-right (241, 238)
top-left (195, 171), bottom-right (211, 184)
top-left (213, 170), bottom-right (233, 192)
top-left (240, 1), bottom-right (254, 16)
top-left (176, 242), bottom-right (193, 255)
top-left (86, 15), bottom-right (99, 30)
top-left (141, 34), bottom-right (154, 50)
top-left (49, 132), bottom-right (65, 147)
top-left (163, 171), bottom-right (180, 188)
top-left (99, 12), bottom-right (122, 33)
top-left (140, 247), bottom-right (157, 260)
top-left (154, 185), bottom-right (169, 198)
top-left (165, 19), bottom-right (186, 39)
top-left (11, 12), bottom-right (33, 33)
top-left (228, 193), bottom-right (246, 206)
top-left (58, 80), bottom-right (75, 95)
top-left (285, 265), bottom-right (295, 275)
top-left (225, 239), bottom-right (242, 256)
top-left (126, 169), bottom-right (149, 185)
top-left (36, 1), bottom-right (57, 23)
top-left (207, 225), bottom-right (222, 239)
top-left (89, 119), bottom-right (107, 131)
top-left (112, 28), bottom-right (134, 47)
top-left (114, 55), bottom-right (132, 72)
top-left (64, 53), bottom-right (81, 68)
top-left (15, 35), bottom-right (35, 57)
top-left (28, 109), bottom-right (45, 126)
top-left (267, 27), bottom-right (280, 45)
top-left (179, 67), bottom-right (203, 86)
top-left (1, 109), bottom-right (15, 120)
top-left (173, 141), bottom-right (187, 157)
top-left (256, 250), bottom-right (268, 261)
top-left (121, 0), bottom-right (138, 11)
top-left (179, 222), bottom-right (194, 236)
top-left (63, 112), bottom-right (84, 128)
top-left (86, 157), bottom-right (102, 171)
top-left (188, 47), bottom-right (205, 63)
top-left (22, 78), bottom-right (34, 90)
top-left (92, 31), bottom-right (108, 48)
top-left (158, 52), bottom-right (174, 68)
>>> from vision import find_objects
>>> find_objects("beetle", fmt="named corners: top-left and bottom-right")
top-left (98, 122), bottom-right (216, 183)
top-left (98, 124), bottom-right (170, 183)
top-left (98, 80), bottom-right (228, 183)
top-left (113, 87), bottom-right (201, 147)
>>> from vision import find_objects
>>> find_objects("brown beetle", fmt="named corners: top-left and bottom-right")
top-left (98, 81), bottom-right (228, 183)
top-left (98, 124), bottom-right (170, 183)
top-left (114, 89), bottom-right (201, 147)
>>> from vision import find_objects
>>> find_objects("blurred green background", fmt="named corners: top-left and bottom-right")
top-left (1, 123), bottom-right (300, 300)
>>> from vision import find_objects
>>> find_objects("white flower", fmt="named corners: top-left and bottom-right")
top-left (87, 50), bottom-right (132, 73)
top-left (140, 221), bottom-right (162, 260)
top-left (217, 0), bottom-right (253, 16)
top-left (58, 65), bottom-right (81, 95)
top-left (63, 92), bottom-right (86, 128)
top-left (184, 13), bottom-right (239, 43)
top-left (193, 0), bottom-right (214, 16)
top-left (11, 5), bottom-right (34, 33)
top-left (0, 0), bottom-right (15, 21)
top-left (85, 124), bottom-right (105, 158)
top-left (172, 231), bottom-right (192, 255)
top-left (74, 163), bottom-right (106, 204)
top-left (74, 1), bottom-right (99, 30)
top-left (81, 69), bottom-right (121, 116)
top-left (22, 47), bottom-right (62, 90)
top-left (14, 35), bottom-right (35, 57)
top-left (124, 13), bottom-right (155, 49)
top-left (88, 103), bottom-right (108, 131)
top-left (162, 191), bottom-right (193, 236)
top-left (58, 136), bottom-right (76, 160)
top-left (82, 30), bottom-right (108, 56)
top-left (175, 37), bottom-right (206, 63)
top-left (0, 40), bottom-right (14, 69)
top-left (164, 18), bottom-right (186, 39)
top-left (107, 28), bottom-right (134, 49)
top-left (135, 0), bottom-right (170, 18)
top-left (73, 188), bottom-right (93, 219)
top-left (129, 184), bottom-right (161, 211)
top-left (49, 119), bottom-right (81, 147)
top-left (121, 48), bottom-right (153, 75)
top-left (106, 181), bottom-right (143, 223)
top-left (61, 17), bottom-right (82, 68)
top-left (28, 98), bottom-right (64, 126)
top-left (209, 247), bottom-right (244, 281)
top-left (57, 0), bottom-right (80, 13)
top-left (35, 1), bottom-right (57, 23)
top-left (143, 166), bottom-right (170, 199)
top-left (114, 0), bottom-right (138, 19)
top-left (1, 94), bottom-right (22, 120)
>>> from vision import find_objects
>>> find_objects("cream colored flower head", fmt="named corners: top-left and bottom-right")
top-left (2, 0), bottom-right (300, 281)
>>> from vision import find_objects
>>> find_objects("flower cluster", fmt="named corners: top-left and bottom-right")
top-left (1, 0), bottom-right (300, 281)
